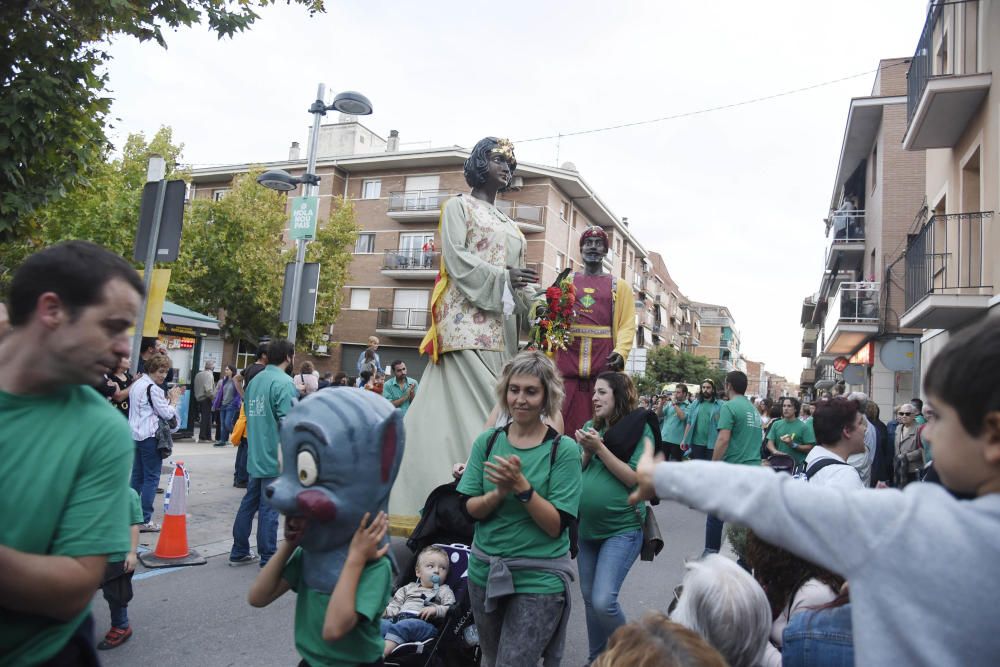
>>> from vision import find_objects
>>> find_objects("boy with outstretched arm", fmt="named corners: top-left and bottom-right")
top-left (630, 315), bottom-right (1000, 666)
top-left (248, 512), bottom-right (393, 667)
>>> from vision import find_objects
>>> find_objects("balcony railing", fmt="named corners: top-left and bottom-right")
top-left (376, 308), bottom-right (430, 331)
top-left (494, 200), bottom-right (546, 229)
top-left (382, 249), bottom-right (440, 271)
top-left (826, 210), bottom-right (866, 243)
top-left (824, 282), bottom-right (879, 337)
top-left (387, 190), bottom-right (451, 213)
top-left (904, 211), bottom-right (993, 309)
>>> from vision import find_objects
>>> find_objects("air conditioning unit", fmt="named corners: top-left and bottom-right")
top-left (508, 176), bottom-right (524, 191)
top-left (321, 333), bottom-right (330, 341)
top-left (314, 344), bottom-right (328, 354)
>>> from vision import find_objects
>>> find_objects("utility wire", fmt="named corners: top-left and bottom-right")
top-left (515, 60), bottom-right (911, 144)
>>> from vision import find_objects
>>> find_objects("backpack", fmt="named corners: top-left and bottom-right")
top-left (804, 457), bottom-right (849, 480)
top-left (483, 424), bottom-right (580, 558)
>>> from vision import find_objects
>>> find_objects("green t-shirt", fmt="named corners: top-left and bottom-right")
top-left (457, 429), bottom-right (582, 594)
top-left (107, 489), bottom-right (144, 564)
top-left (660, 400), bottom-right (690, 444)
top-left (578, 421), bottom-right (649, 540)
top-left (767, 418), bottom-right (817, 465)
top-left (0, 386), bottom-right (134, 665)
top-left (282, 548), bottom-right (392, 667)
top-left (717, 395), bottom-right (763, 466)
top-left (245, 365), bottom-right (297, 478)
top-left (691, 401), bottom-right (717, 447)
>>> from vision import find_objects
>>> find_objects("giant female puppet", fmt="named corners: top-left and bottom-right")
top-left (557, 227), bottom-right (635, 436)
top-left (389, 137), bottom-right (537, 523)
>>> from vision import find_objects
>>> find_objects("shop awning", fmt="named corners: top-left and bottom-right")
top-left (161, 301), bottom-right (219, 332)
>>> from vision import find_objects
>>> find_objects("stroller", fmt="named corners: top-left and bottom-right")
top-left (384, 481), bottom-right (481, 667)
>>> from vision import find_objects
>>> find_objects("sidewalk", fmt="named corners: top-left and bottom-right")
top-left (142, 438), bottom-right (272, 559)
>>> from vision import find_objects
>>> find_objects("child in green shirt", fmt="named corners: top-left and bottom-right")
top-left (97, 488), bottom-right (143, 650)
top-left (248, 511), bottom-right (393, 667)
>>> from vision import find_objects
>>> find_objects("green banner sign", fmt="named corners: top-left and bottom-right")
top-left (289, 196), bottom-right (319, 240)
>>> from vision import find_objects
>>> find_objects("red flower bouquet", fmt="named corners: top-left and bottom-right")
top-left (529, 276), bottom-right (576, 354)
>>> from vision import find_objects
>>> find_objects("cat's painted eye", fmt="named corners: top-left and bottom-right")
top-left (297, 450), bottom-right (319, 486)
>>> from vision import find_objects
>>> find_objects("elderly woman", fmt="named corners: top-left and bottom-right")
top-left (893, 403), bottom-right (922, 486)
top-left (128, 353), bottom-right (182, 531)
top-left (593, 613), bottom-right (727, 667)
top-left (392, 137), bottom-right (538, 520)
top-left (457, 351), bottom-right (581, 666)
top-left (575, 371), bottom-right (653, 661)
top-left (670, 554), bottom-right (772, 667)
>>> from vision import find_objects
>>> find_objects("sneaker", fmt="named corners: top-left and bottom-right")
top-left (139, 522), bottom-right (160, 533)
top-left (213, 441), bottom-right (229, 447)
top-left (233, 481), bottom-right (248, 488)
top-left (155, 487), bottom-right (164, 494)
top-left (229, 553), bottom-right (259, 566)
top-left (97, 626), bottom-right (132, 650)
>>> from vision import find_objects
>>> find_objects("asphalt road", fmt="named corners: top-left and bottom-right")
top-left (94, 441), bottom-right (725, 667)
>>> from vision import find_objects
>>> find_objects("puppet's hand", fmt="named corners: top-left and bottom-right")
top-left (606, 352), bottom-right (625, 372)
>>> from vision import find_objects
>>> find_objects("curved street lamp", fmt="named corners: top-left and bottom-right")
top-left (258, 84), bottom-right (373, 344)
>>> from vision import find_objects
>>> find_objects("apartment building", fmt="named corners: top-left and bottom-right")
top-left (645, 252), bottom-right (702, 353)
top-left (800, 57), bottom-right (927, 416)
top-left (690, 302), bottom-right (743, 372)
top-left (898, 0), bottom-right (999, 374)
top-left (189, 120), bottom-right (652, 377)
top-left (743, 359), bottom-right (768, 399)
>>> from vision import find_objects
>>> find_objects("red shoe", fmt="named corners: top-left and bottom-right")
top-left (97, 626), bottom-right (132, 650)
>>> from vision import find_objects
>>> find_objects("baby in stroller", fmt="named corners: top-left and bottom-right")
top-left (382, 546), bottom-right (457, 656)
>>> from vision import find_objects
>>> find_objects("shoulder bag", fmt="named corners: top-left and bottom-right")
top-left (146, 383), bottom-right (177, 460)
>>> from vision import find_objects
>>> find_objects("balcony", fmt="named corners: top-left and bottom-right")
top-left (375, 308), bottom-right (430, 338)
top-left (652, 323), bottom-right (664, 334)
top-left (801, 325), bottom-right (818, 357)
top-left (825, 211), bottom-right (866, 271)
top-left (381, 249), bottom-right (439, 280)
top-left (387, 190), bottom-right (451, 222)
top-left (901, 211), bottom-right (993, 329)
top-left (821, 282), bottom-right (879, 355)
top-left (800, 368), bottom-right (817, 386)
top-left (495, 200), bottom-right (546, 233)
top-left (904, 2), bottom-right (991, 150)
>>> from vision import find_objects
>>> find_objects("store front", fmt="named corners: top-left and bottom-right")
top-left (157, 301), bottom-right (221, 432)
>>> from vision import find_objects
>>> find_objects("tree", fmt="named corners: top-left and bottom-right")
top-left (0, 126), bottom-right (185, 293)
top-left (636, 346), bottom-right (726, 396)
top-left (170, 171), bottom-right (359, 346)
top-left (0, 0), bottom-right (324, 233)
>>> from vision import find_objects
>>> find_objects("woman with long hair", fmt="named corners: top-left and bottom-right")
top-left (294, 360), bottom-right (318, 397)
top-left (213, 364), bottom-right (241, 447)
top-left (457, 350), bottom-right (581, 666)
top-left (744, 530), bottom-right (844, 666)
top-left (574, 370), bottom-right (654, 661)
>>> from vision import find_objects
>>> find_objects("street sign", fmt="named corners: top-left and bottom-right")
top-left (832, 356), bottom-right (849, 373)
top-left (134, 180), bottom-right (185, 262)
top-left (280, 262), bottom-right (320, 325)
top-left (289, 196), bottom-right (319, 240)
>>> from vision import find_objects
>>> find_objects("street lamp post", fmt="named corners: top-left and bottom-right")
top-left (257, 83), bottom-right (373, 344)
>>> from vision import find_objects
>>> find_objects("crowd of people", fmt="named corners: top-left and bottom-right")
top-left (2, 146), bottom-right (999, 667)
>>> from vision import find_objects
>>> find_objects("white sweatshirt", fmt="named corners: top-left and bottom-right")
top-left (652, 461), bottom-right (1000, 666)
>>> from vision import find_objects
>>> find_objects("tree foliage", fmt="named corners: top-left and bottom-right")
top-left (635, 346), bottom-right (726, 396)
top-left (1, 128), bottom-right (359, 351)
top-left (0, 0), bottom-right (325, 232)
top-left (0, 126), bottom-right (185, 293)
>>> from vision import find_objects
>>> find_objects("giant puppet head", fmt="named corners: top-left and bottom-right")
top-left (266, 388), bottom-right (405, 592)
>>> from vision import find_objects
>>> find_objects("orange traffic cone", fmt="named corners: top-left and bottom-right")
top-left (139, 461), bottom-right (206, 568)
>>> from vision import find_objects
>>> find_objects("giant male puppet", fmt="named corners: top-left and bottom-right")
top-left (557, 226), bottom-right (635, 435)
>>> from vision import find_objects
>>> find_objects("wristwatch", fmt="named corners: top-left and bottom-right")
top-left (515, 487), bottom-right (534, 503)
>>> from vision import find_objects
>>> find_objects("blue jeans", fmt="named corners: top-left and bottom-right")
top-left (130, 437), bottom-right (161, 523)
top-left (219, 405), bottom-right (238, 444)
top-left (705, 514), bottom-right (724, 553)
top-left (782, 604), bottom-right (854, 667)
top-left (380, 617), bottom-right (438, 645)
top-left (234, 440), bottom-right (249, 484)
top-left (230, 476), bottom-right (279, 565)
top-left (109, 601), bottom-right (128, 629)
top-left (576, 528), bottom-right (643, 661)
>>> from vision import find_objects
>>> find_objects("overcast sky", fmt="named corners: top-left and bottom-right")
top-left (104, 0), bottom-right (929, 380)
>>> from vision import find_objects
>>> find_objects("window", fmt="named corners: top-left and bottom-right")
top-left (404, 175), bottom-right (440, 193)
top-left (871, 144), bottom-right (878, 193)
top-left (362, 179), bottom-right (381, 199)
top-left (355, 233), bottom-right (376, 254)
top-left (392, 289), bottom-right (430, 329)
top-left (212, 188), bottom-right (230, 201)
top-left (399, 232), bottom-right (434, 253)
top-left (235, 340), bottom-right (257, 372)
top-left (571, 211), bottom-right (579, 229)
top-left (559, 200), bottom-right (569, 220)
top-left (349, 289), bottom-right (370, 310)
top-left (555, 252), bottom-right (565, 271)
